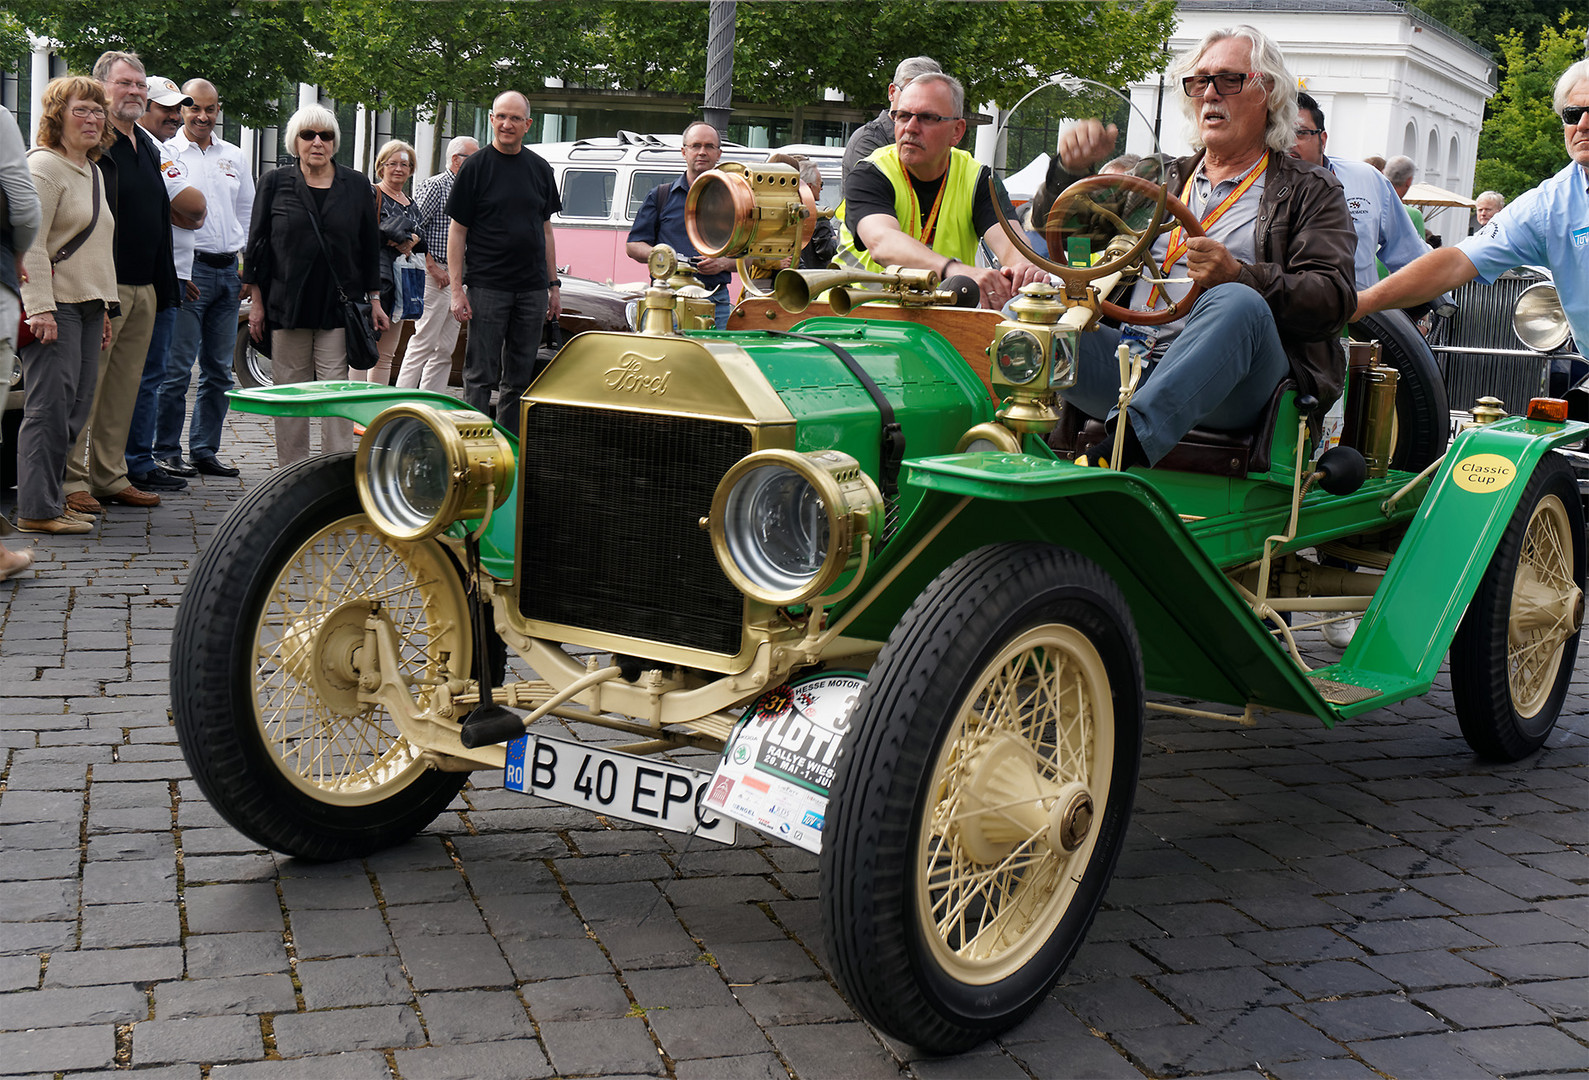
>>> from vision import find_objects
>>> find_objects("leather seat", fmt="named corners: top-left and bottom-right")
top-left (1046, 379), bottom-right (1297, 477)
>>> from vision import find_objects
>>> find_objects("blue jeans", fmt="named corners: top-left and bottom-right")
top-left (125, 305), bottom-right (177, 475)
top-left (463, 285), bottom-right (549, 422)
top-left (1061, 283), bottom-right (1292, 465)
top-left (710, 284), bottom-right (730, 329)
top-left (156, 261), bottom-right (240, 461)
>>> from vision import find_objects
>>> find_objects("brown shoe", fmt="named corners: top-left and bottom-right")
top-left (16, 515), bottom-right (93, 535)
top-left (62, 509), bottom-right (95, 525)
top-left (65, 491), bottom-right (103, 515)
top-left (102, 485), bottom-right (160, 508)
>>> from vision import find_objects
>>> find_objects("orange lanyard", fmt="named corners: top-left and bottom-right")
top-left (906, 170), bottom-right (949, 247)
top-left (1148, 154), bottom-right (1268, 309)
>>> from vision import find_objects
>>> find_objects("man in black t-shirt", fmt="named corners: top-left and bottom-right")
top-left (446, 90), bottom-right (561, 422)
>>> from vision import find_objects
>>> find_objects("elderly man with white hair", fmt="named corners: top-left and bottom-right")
top-left (398, 134), bottom-right (479, 392)
top-left (1043, 24), bottom-right (1356, 469)
top-left (1357, 59), bottom-right (1589, 346)
top-left (1474, 190), bottom-right (1505, 229)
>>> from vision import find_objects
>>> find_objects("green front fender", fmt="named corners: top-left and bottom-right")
top-left (840, 452), bottom-right (1341, 722)
top-left (228, 383), bottom-right (520, 577)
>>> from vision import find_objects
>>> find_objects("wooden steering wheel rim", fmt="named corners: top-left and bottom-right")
top-left (1064, 174), bottom-right (1205, 327)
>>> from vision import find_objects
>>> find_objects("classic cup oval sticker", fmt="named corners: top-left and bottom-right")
top-left (1453, 453), bottom-right (1516, 493)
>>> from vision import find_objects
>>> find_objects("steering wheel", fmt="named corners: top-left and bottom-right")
top-left (995, 171), bottom-right (1206, 327)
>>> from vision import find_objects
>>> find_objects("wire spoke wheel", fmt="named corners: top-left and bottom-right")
top-left (173, 454), bottom-right (474, 860)
top-left (823, 543), bottom-right (1142, 1054)
top-left (254, 516), bottom-right (470, 804)
top-left (1505, 492), bottom-right (1581, 717)
top-left (917, 626), bottom-right (1112, 984)
top-left (1453, 452), bottom-right (1585, 761)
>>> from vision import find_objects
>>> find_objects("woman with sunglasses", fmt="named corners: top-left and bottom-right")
top-left (13, 77), bottom-right (117, 536)
top-left (242, 104), bottom-right (387, 466)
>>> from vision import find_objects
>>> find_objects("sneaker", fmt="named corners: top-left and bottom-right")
top-left (16, 515), bottom-right (93, 535)
top-left (128, 468), bottom-right (187, 492)
top-left (1324, 616), bottom-right (1359, 649)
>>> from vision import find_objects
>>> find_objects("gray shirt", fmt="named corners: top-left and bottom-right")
top-left (0, 104), bottom-right (42, 297)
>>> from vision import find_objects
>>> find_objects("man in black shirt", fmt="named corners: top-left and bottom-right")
top-left (446, 89), bottom-right (561, 422)
top-left (63, 50), bottom-right (182, 515)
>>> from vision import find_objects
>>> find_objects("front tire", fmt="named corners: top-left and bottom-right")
top-left (822, 543), bottom-right (1143, 1054)
top-left (1452, 452), bottom-right (1585, 761)
top-left (172, 453), bottom-right (472, 860)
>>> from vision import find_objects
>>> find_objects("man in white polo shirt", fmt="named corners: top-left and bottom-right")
top-left (154, 77), bottom-right (252, 479)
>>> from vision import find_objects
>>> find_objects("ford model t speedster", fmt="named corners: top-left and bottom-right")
top-left (172, 154), bottom-right (1585, 1054)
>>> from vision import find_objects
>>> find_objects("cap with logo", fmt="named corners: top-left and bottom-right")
top-left (146, 76), bottom-right (192, 108)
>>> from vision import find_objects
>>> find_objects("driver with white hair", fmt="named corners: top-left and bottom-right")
top-left (1043, 24), bottom-right (1356, 469)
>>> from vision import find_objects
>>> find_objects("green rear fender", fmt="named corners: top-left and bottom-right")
top-left (228, 384), bottom-right (520, 576)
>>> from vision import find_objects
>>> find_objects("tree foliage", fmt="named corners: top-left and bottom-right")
top-left (1411, 0), bottom-right (1580, 58)
top-left (1473, 16), bottom-right (1586, 199)
top-left (8, 0), bottom-right (316, 127)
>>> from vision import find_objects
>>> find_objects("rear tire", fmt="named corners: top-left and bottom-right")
top-left (234, 323), bottom-right (272, 389)
top-left (1349, 309), bottom-right (1449, 471)
top-left (1452, 453), bottom-right (1585, 761)
top-left (822, 543), bottom-right (1143, 1053)
top-left (172, 453), bottom-right (471, 859)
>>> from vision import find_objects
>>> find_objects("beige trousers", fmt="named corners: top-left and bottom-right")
top-left (272, 327), bottom-right (354, 466)
top-left (395, 275), bottom-right (461, 393)
top-left (64, 282), bottom-right (157, 496)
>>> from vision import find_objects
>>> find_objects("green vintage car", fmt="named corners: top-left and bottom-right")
top-left (172, 159), bottom-right (1585, 1054)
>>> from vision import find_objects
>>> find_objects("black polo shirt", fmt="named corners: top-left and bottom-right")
top-left (105, 124), bottom-right (167, 286)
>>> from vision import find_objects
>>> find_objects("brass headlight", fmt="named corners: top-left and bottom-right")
top-left (355, 404), bottom-right (513, 541)
top-left (1513, 282), bottom-right (1572, 352)
top-left (996, 329), bottom-right (1045, 385)
top-left (709, 449), bottom-right (882, 606)
top-left (686, 161), bottom-right (815, 262)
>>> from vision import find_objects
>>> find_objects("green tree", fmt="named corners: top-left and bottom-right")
top-left (1473, 16), bottom-right (1586, 199)
top-left (1412, 0), bottom-right (1580, 57)
top-left (7, 0), bottom-right (316, 127)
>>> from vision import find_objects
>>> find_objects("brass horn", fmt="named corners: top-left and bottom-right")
top-left (772, 267), bottom-right (939, 313)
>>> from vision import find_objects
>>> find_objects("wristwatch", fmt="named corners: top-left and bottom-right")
top-left (548, 279), bottom-right (561, 288)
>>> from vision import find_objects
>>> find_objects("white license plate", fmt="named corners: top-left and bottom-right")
top-left (504, 733), bottom-right (736, 844)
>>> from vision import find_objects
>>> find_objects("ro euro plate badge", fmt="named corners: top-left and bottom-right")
top-left (504, 733), bottom-right (736, 844)
top-left (704, 672), bottom-right (865, 853)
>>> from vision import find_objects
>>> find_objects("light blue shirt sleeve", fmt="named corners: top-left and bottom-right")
top-left (1457, 185), bottom-right (1549, 285)
top-left (1371, 169), bottom-right (1429, 278)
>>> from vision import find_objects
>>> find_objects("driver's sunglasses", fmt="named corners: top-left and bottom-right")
top-left (1562, 105), bottom-right (1589, 125)
top-left (889, 110), bottom-right (957, 126)
top-left (1181, 72), bottom-right (1259, 97)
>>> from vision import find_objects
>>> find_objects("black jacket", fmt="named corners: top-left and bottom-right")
top-left (1045, 149), bottom-right (1357, 409)
top-left (243, 162), bottom-right (380, 328)
top-left (96, 125), bottom-right (181, 312)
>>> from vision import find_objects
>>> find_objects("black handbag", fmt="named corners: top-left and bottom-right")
top-left (304, 188), bottom-right (380, 370)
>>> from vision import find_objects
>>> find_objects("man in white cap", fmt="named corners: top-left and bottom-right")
top-left (124, 74), bottom-right (206, 493)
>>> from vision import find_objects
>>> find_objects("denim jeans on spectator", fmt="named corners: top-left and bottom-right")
top-left (125, 305), bottom-right (176, 476)
top-left (710, 283), bottom-right (730, 329)
top-left (462, 285), bottom-right (548, 423)
top-left (156, 261), bottom-right (240, 461)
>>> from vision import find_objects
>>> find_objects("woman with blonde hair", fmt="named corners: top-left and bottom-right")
top-left (358, 138), bottom-right (424, 384)
top-left (242, 103), bottom-right (385, 465)
top-left (13, 76), bottom-right (117, 535)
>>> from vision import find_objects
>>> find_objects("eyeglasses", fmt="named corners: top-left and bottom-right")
top-left (298, 130), bottom-right (335, 143)
top-left (1294, 127), bottom-right (1324, 139)
top-left (889, 110), bottom-right (957, 126)
top-left (109, 78), bottom-right (147, 91)
top-left (684, 141), bottom-right (719, 151)
top-left (491, 113), bottom-right (528, 124)
top-left (1562, 105), bottom-right (1589, 125)
top-left (386, 158), bottom-right (412, 168)
top-left (69, 106), bottom-right (107, 120)
top-left (1182, 72), bottom-right (1259, 97)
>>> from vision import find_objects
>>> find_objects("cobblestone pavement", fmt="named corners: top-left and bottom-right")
top-left (0, 406), bottom-right (1585, 1080)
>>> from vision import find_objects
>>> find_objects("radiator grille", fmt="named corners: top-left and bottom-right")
top-left (519, 404), bottom-right (752, 656)
top-left (1428, 270), bottom-right (1551, 413)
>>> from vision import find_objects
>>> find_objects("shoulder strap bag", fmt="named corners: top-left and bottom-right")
top-left (303, 179), bottom-right (380, 371)
top-left (17, 154), bottom-right (101, 348)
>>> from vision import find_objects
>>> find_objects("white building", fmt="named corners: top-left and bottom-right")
top-left (1126, 0), bottom-right (1497, 245)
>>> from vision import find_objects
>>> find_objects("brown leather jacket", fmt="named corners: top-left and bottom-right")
top-left (1046, 148), bottom-right (1357, 409)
